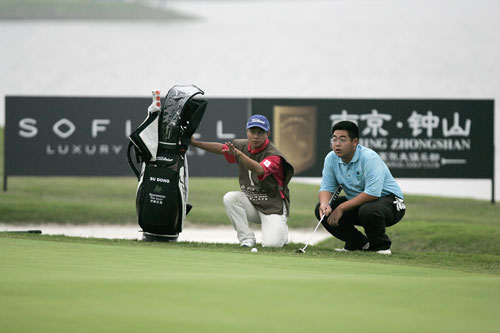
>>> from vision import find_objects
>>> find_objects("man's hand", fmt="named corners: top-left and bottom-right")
top-left (327, 206), bottom-right (344, 227)
top-left (224, 142), bottom-right (240, 157)
top-left (319, 203), bottom-right (332, 217)
top-left (224, 142), bottom-right (264, 175)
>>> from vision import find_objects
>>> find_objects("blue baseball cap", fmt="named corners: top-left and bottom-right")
top-left (246, 115), bottom-right (270, 131)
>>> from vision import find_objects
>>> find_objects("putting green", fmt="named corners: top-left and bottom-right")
top-left (1, 237), bottom-right (498, 332)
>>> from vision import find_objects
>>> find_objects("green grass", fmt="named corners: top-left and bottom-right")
top-left (1, 125), bottom-right (500, 274)
top-left (2, 125), bottom-right (500, 331)
top-left (1, 234), bottom-right (499, 332)
top-left (0, 175), bottom-right (363, 227)
top-left (0, 176), bottom-right (138, 224)
top-left (0, 0), bottom-right (196, 21)
top-left (2, 174), bottom-right (498, 227)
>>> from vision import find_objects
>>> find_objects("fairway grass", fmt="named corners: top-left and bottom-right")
top-left (1, 236), bottom-right (499, 332)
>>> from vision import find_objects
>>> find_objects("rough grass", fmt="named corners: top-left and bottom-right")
top-left (0, 176), bottom-right (345, 226)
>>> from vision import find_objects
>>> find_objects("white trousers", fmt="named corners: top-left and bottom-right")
top-left (223, 191), bottom-right (288, 248)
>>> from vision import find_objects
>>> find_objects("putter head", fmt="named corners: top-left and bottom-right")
top-left (296, 248), bottom-right (305, 254)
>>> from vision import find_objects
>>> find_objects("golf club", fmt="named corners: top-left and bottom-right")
top-left (296, 184), bottom-right (343, 254)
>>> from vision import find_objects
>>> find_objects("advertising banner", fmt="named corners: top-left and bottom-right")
top-left (4, 96), bottom-right (248, 179)
top-left (5, 96), bottom-right (494, 187)
top-left (252, 98), bottom-right (494, 179)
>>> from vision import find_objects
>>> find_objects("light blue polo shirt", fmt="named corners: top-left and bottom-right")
top-left (319, 144), bottom-right (403, 200)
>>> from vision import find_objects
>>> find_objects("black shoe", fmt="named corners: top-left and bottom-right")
top-left (335, 242), bottom-right (369, 252)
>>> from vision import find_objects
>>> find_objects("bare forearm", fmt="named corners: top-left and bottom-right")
top-left (190, 138), bottom-right (224, 154)
top-left (234, 150), bottom-right (264, 175)
top-left (319, 191), bottom-right (333, 206)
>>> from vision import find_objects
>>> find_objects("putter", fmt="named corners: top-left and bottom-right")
top-left (296, 185), bottom-right (343, 254)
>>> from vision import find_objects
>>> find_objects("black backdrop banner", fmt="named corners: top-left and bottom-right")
top-left (5, 96), bottom-right (494, 183)
top-left (4, 96), bottom-right (248, 178)
top-left (252, 98), bottom-right (494, 179)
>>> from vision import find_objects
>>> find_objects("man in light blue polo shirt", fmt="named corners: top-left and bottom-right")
top-left (316, 121), bottom-right (406, 254)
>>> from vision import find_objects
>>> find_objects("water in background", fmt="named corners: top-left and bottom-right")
top-left (1, 0), bottom-right (499, 200)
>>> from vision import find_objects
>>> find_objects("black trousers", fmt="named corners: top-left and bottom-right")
top-left (314, 196), bottom-right (405, 251)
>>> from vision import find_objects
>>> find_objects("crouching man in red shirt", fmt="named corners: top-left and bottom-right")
top-left (191, 115), bottom-right (294, 247)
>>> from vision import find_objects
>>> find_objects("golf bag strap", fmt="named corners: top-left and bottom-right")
top-left (127, 141), bottom-right (141, 180)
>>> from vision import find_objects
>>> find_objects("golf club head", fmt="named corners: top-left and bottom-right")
top-left (296, 248), bottom-right (305, 254)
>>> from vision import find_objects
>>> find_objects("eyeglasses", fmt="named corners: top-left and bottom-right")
top-left (330, 138), bottom-right (350, 144)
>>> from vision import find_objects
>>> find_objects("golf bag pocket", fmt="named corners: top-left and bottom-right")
top-left (137, 163), bottom-right (181, 236)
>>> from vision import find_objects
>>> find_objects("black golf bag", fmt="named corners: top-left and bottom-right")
top-left (127, 85), bottom-right (207, 241)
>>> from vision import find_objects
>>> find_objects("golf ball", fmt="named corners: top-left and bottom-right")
top-left (251, 248), bottom-right (258, 253)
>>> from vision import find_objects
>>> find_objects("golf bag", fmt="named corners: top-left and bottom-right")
top-left (127, 85), bottom-right (207, 241)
